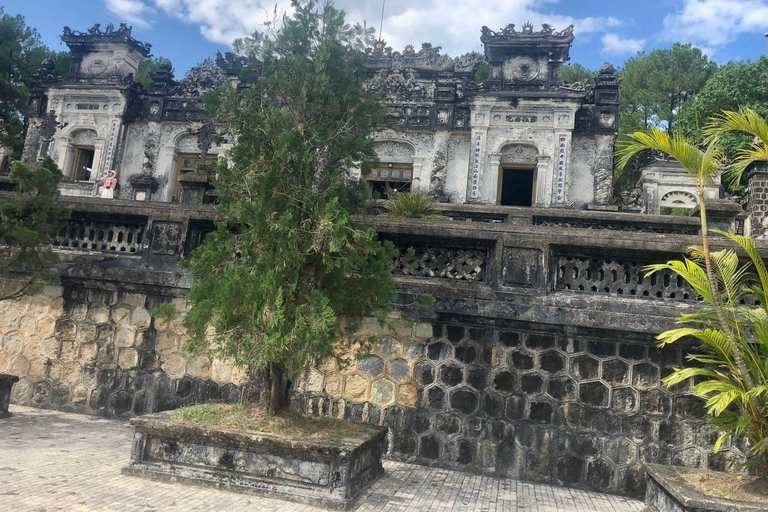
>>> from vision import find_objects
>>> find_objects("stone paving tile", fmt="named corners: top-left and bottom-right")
top-left (0, 406), bottom-right (645, 512)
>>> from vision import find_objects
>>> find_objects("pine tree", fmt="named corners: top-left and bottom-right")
top-left (0, 157), bottom-right (70, 300)
top-left (182, 1), bottom-right (397, 415)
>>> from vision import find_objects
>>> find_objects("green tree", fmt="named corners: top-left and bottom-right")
top-left (619, 44), bottom-right (716, 135)
top-left (561, 63), bottom-right (596, 85)
top-left (679, 58), bottom-right (768, 163)
top-left (183, 0), bottom-right (397, 416)
top-left (0, 156), bottom-right (70, 300)
top-left (0, 9), bottom-right (67, 157)
top-left (704, 107), bottom-right (768, 187)
top-left (134, 57), bottom-right (174, 88)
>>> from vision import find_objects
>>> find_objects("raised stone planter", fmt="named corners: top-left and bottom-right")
top-left (0, 374), bottom-right (19, 418)
top-left (123, 412), bottom-right (387, 510)
top-left (645, 464), bottom-right (768, 512)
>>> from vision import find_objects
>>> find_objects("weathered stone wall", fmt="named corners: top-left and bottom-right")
top-left (0, 285), bottom-right (749, 497)
top-left (295, 317), bottom-right (748, 498)
top-left (1, 287), bottom-right (248, 417)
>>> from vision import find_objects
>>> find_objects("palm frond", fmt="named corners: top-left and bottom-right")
top-left (645, 258), bottom-right (714, 305)
top-left (710, 249), bottom-right (751, 309)
top-left (716, 229), bottom-right (768, 314)
top-left (616, 127), bottom-right (721, 187)
top-left (705, 108), bottom-right (768, 186)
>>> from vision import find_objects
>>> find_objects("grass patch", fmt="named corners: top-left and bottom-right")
top-left (171, 403), bottom-right (376, 441)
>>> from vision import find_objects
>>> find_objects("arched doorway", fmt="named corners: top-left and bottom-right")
top-left (66, 128), bottom-right (99, 181)
top-left (368, 141), bottom-right (416, 198)
top-left (498, 144), bottom-right (537, 206)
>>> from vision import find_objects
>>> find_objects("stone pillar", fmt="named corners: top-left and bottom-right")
top-left (691, 199), bottom-right (742, 233)
top-left (535, 155), bottom-right (551, 207)
top-left (58, 138), bottom-right (74, 178)
top-left (747, 162), bottom-right (768, 238)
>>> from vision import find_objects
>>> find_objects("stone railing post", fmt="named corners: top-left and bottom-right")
top-left (691, 199), bottom-right (742, 234)
top-left (747, 161), bottom-right (768, 238)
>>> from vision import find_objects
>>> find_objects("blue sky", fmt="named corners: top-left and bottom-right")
top-left (5, 0), bottom-right (768, 78)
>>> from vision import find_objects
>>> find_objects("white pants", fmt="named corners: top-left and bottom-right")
top-left (101, 188), bottom-right (114, 199)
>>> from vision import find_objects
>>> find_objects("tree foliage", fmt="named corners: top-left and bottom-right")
top-left (0, 157), bottom-right (70, 301)
top-left (561, 63), bottom-right (596, 85)
top-left (647, 232), bottom-right (768, 475)
top-left (182, 0), bottom-right (397, 415)
top-left (617, 116), bottom-right (768, 474)
top-left (679, 57), bottom-right (768, 163)
top-left (0, 8), bottom-right (67, 157)
top-left (134, 57), bottom-right (175, 88)
top-left (619, 44), bottom-right (716, 135)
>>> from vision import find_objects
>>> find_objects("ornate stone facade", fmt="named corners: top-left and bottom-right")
top-left (23, 24), bottom-right (230, 201)
top-left (365, 26), bottom-right (619, 207)
top-left (23, 22), bottom-right (618, 209)
top-left (639, 160), bottom-right (720, 215)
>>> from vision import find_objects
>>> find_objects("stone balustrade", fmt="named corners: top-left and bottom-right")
top-left (45, 196), bottom-right (756, 335)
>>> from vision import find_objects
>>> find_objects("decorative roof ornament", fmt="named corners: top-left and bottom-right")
top-left (170, 57), bottom-right (229, 96)
top-left (367, 41), bottom-right (460, 74)
top-left (599, 62), bottom-right (616, 75)
top-left (481, 23), bottom-right (575, 42)
top-left (29, 58), bottom-right (58, 85)
top-left (61, 23), bottom-right (152, 56)
top-left (596, 61), bottom-right (620, 87)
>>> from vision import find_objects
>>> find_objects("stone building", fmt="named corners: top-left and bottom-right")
top-left (23, 23), bottom-right (231, 203)
top-left (638, 159), bottom-right (721, 215)
top-left (22, 22), bottom-right (620, 209)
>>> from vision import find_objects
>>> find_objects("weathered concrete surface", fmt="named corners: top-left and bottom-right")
top-left (124, 412), bottom-right (387, 510)
top-left (0, 405), bottom-right (644, 511)
top-left (645, 464), bottom-right (768, 512)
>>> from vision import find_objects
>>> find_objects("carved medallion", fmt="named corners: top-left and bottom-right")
top-left (510, 57), bottom-right (540, 81)
top-left (80, 52), bottom-right (115, 76)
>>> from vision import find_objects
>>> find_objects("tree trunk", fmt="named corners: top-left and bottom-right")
top-left (265, 364), bottom-right (290, 416)
top-left (698, 191), bottom-right (756, 391)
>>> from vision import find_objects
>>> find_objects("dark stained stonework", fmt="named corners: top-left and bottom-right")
top-left (124, 413), bottom-right (387, 510)
top-left (0, 374), bottom-right (19, 418)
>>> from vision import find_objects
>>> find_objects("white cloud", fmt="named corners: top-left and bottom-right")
top-left (104, 0), bottom-right (154, 29)
top-left (600, 33), bottom-right (645, 55)
top-left (100, 0), bottom-right (624, 55)
top-left (663, 0), bottom-right (768, 51)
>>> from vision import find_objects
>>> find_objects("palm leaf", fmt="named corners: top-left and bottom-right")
top-left (644, 259), bottom-right (714, 305)
top-left (705, 108), bottom-right (768, 186)
top-left (716, 229), bottom-right (768, 315)
top-left (616, 127), bottom-right (721, 187)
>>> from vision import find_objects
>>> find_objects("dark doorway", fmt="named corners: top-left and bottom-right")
top-left (499, 167), bottom-right (534, 206)
top-left (73, 147), bottom-right (95, 181)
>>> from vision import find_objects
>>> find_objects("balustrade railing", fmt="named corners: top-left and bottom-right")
top-left (52, 217), bottom-right (145, 254)
top-left (393, 245), bottom-right (487, 281)
top-left (554, 254), bottom-right (697, 300)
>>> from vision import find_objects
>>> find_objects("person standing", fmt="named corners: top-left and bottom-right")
top-left (101, 170), bottom-right (117, 199)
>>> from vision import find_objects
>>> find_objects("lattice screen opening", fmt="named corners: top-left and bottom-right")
top-left (53, 218), bottom-right (146, 254)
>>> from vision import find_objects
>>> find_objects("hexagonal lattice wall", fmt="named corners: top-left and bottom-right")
top-left (1, 288), bottom-right (748, 498)
top-left (294, 319), bottom-right (748, 498)
top-left (0, 287), bottom-right (249, 418)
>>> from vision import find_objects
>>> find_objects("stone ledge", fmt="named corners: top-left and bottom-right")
top-left (645, 464), bottom-right (768, 512)
top-left (124, 412), bottom-right (387, 510)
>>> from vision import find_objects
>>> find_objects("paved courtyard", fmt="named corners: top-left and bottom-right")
top-left (0, 406), bottom-right (644, 512)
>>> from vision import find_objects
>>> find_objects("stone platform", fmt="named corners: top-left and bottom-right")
top-left (0, 406), bottom-right (645, 511)
top-left (124, 412), bottom-right (387, 509)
